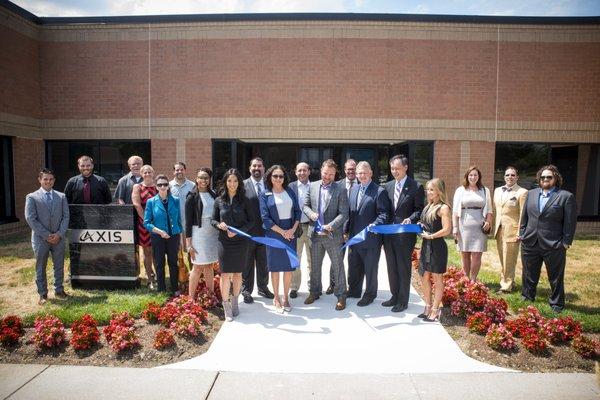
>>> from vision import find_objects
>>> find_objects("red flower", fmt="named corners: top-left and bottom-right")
top-left (466, 312), bottom-right (492, 335)
top-left (141, 302), bottom-right (162, 323)
top-left (70, 314), bottom-right (100, 351)
top-left (485, 323), bottom-right (517, 351)
top-left (32, 315), bottom-right (66, 349)
top-left (154, 328), bottom-right (175, 349)
top-left (543, 316), bottom-right (582, 344)
top-left (483, 298), bottom-right (508, 324)
top-left (571, 335), bottom-right (600, 359)
top-left (0, 315), bottom-right (24, 346)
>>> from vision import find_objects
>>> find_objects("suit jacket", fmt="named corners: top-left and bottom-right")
top-left (184, 189), bottom-right (217, 238)
top-left (211, 195), bottom-right (254, 242)
top-left (260, 187), bottom-right (301, 230)
top-left (143, 194), bottom-right (182, 235)
top-left (519, 187), bottom-right (577, 250)
top-left (385, 177), bottom-right (424, 225)
top-left (25, 188), bottom-right (70, 243)
top-left (347, 181), bottom-right (390, 249)
top-left (243, 178), bottom-right (265, 236)
top-left (493, 184), bottom-right (528, 242)
top-left (302, 180), bottom-right (348, 241)
top-left (64, 174), bottom-right (112, 204)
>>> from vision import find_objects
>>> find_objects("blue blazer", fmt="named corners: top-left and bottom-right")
top-left (260, 187), bottom-right (301, 231)
top-left (144, 193), bottom-right (182, 235)
top-left (347, 181), bottom-right (390, 248)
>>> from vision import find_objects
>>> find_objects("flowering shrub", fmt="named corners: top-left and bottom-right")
top-left (483, 298), bottom-right (508, 324)
top-left (141, 302), bottom-right (162, 323)
top-left (196, 288), bottom-right (220, 309)
top-left (442, 280), bottom-right (459, 306)
top-left (521, 330), bottom-right (548, 354)
top-left (443, 266), bottom-right (466, 284)
top-left (485, 323), bottom-right (517, 351)
top-left (505, 306), bottom-right (545, 338)
top-left (158, 302), bottom-right (180, 327)
top-left (171, 312), bottom-right (204, 337)
top-left (543, 316), bottom-right (582, 344)
top-left (463, 280), bottom-right (489, 311)
top-left (69, 314), bottom-right (100, 351)
top-left (103, 311), bottom-right (135, 344)
top-left (0, 315), bottom-right (25, 346)
top-left (571, 335), bottom-right (600, 359)
top-left (159, 296), bottom-right (208, 327)
top-left (154, 328), bottom-right (175, 350)
top-left (32, 315), bottom-right (66, 349)
top-left (108, 325), bottom-right (139, 352)
top-left (466, 312), bottom-right (492, 335)
top-left (450, 297), bottom-right (473, 318)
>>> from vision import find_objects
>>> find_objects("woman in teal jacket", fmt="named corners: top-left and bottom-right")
top-left (144, 174), bottom-right (182, 295)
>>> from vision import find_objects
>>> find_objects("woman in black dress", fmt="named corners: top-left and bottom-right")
top-left (211, 168), bottom-right (253, 321)
top-left (418, 178), bottom-right (452, 322)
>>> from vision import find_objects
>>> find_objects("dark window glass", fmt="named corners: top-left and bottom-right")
top-left (0, 136), bottom-right (17, 224)
top-left (412, 141), bottom-right (434, 186)
top-left (212, 141), bottom-right (232, 188)
top-left (46, 140), bottom-right (151, 193)
top-left (494, 143), bottom-right (550, 190)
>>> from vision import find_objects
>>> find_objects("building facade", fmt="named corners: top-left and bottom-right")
top-left (1, 1), bottom-right (599, 236)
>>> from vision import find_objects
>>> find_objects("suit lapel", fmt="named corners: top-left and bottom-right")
top-left (541, 189), bottom-right (559, 214)
top-left (322, 184), bottom-right (333, 213)
top-left (387, 181), bottom-right (395, 208)
top-left (395, 178), bottom-right (410, 213)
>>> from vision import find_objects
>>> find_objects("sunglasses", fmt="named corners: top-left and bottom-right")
top-left (504, 174), bottom-right (516, 177)
top-left (272, 174), bottom-right (285, 179)
top-left (197, 176), bottom-right (210, 180)
top-left (156, 183), bottom-right (169, 188)
top-left (540, 175), bottom-right (554, 180)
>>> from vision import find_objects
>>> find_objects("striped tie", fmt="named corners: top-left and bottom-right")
top-left (357, 185), bottom-right (365, 206)
top-left (394, 182), bottom-right (401, 208)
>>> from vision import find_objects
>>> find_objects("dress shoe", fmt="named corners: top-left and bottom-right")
top-left (258, 287), bottom-right (275, 299)
top-left (381, 298), bottom-right (396, 307)
top-left (289, 290), bottom-right (298, 299)
top-left (335, 297), bottom-right (346, 311)
top-left (325, 285), bottom-right (335, 295)
top-left (38, 295), bottom-right (48, 305)
top-left (521, 295), bottom-right (534, 302)
top-left (304, 293), bottom-right (320, 304)
top-left (347, 292), bottom-right (361, 299)
top-left (551, 305), bottom-right (564, 313)
top-left (242, 293), bottom-right (254, 304)
top-left (391, 304), bottom-right (408, 313)
top-left (55, 291), bottom-right (70, 299)
top-left (357, 297), bottom-right (373, 307)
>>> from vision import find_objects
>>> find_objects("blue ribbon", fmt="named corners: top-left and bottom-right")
top-left (342, 223), bottom-right (423, 249)
top-left (227, 226), bottom-right (300, 270)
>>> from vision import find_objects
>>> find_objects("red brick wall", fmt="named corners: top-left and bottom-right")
top-left (433, 140), bottom-right (462, 203)
top-left (0, 25), bottom-right (40, 118)
top-left (150, 139), bottom-right (176, 178)
top-left (13, 137), bottom-right (45, 222)
top-left (468, 141), bottom-right (495, 191)
top-left (184, 138), bottom-right (212, 172)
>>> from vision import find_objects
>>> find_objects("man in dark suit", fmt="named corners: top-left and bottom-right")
top-left (519, 165), bottom-right (577, 313)
top-left (346, 161), bottom-right (390, 306)
top-left (303, 159), bottom-right (349, 310)
top-left (64, 155), bottom-right (112, 204)
top-left (25, 169), bottom-right (70, 305)
top-left (242, 157), bottom-right (274, 303)
top-left (288, 162), bottom-right (311, 299)
top-left (383, 154), bottom-right (424, 312)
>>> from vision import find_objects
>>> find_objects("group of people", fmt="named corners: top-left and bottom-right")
top-left (24, 152), bottom-right (576, 318)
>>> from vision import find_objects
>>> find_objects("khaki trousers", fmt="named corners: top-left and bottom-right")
top-left (291, 223), bottom-right (311, 291)
top-left (496, 226), bottom-right (520, 291)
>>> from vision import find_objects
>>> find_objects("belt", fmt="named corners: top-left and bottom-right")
top-left (301, 221), bottom-right (310, 225)
top-left (462, 207), bottom-right (482, 210)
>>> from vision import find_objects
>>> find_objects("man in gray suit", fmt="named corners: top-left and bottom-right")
top-left (519, 164), bottom-right (577, 313)
top-left (303, 159), bottom-right (349, 310)
top-left (25, 169), bottom-right (70, 305)
top-left (288, 162), bottom-right (311, 299)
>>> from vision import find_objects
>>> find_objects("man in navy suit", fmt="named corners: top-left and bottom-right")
top-left (519, 165), bottom-right (577, 313)
top-left (383, 154), bottom-right (424, 312)
top-left (346, 161), bottom-right (390, 306)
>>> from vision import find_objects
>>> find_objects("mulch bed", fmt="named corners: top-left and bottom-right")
top-left (0, 308), bottom-right (223, 368)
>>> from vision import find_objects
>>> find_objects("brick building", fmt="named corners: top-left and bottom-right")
top-left (1, 0), bottom-right (599, 236)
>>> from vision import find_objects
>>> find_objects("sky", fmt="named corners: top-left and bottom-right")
top-left (11, 0), bottom-right (600, 17)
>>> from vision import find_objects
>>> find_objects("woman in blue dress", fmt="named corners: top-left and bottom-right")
top-left (259, 165), bottom-right (301, 313)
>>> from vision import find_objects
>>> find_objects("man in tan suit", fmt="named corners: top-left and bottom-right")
top-left (493, 166), bottom-right (528, 293)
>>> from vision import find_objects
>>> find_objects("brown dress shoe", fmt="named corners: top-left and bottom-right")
top-left (304, 293), bottom-right (320, 304)
top-left (55, 291), bottom-right (71, 299)
top-left (335, 297), bottom-right (346, 310)
top-left (38, 295), bottom-right (48, 305)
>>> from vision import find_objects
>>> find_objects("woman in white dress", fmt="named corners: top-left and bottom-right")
top-left (185, 168), bottom-right (219, 299)
top-left (452, 166), bottom-right (492, 281)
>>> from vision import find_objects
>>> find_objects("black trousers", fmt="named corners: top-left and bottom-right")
top-left (383, 234), bottom-right (416, 307)
top-left (521, 244), bottom-right (567, 308)
top-left (151, 233), bottom-right (180, 293)
top-left (242, 242), bottom-right (268, 294)
top-left (348, 246), bottom-right (381, 299)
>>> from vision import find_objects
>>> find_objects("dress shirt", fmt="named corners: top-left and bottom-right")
top-left (297, 180), bottom-right (311, 223)
top-left (539, 187), bottom-right (557, 212)
top-left (501, 184), bottom-right (514, 202)
top-left (344, 178), bottom-right (356, 192)
top-left (251, 177), bottom-right (264, 195)
top-left (64, 174), bottom-right (112, 204)
top-left (169, 178), bottom-right (195, 228)
top-left (114, 172), bottom-right (142, 204)
top-left (394, 176), bottom-right (408, 209)
top-left (318, 183), bottom-right (332, 223)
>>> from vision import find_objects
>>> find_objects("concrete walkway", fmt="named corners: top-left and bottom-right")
top-left (1, 364), bottom-right (598, 400)
top-left (165, 250), bottom-right (509, 373)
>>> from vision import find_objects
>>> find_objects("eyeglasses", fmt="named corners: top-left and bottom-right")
top-left (540, 175), bottom-right (554, 180)
top-left (272, 174), bottom-right (285, 179)
top-left (156, 183), bottom-right (169, 188)
top-left (504, 174), bottom-right (516, 177)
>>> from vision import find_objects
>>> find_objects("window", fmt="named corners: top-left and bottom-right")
top-left (0, 136), bottom-right (17, 224)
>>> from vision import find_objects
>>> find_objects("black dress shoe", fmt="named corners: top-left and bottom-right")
top-left (55, 291), bottom-right (71, 299)
top-left (381, 298), bottom-right (396, 307)
top-left (258, 288), bottom-right (275, 299)
top-left (391, 304), bottom-right (408, 313)
top-left (325, 285), bottom-right (334, 295)
top-left (347, 292), bottom-right (361, 299)
top-left (304, 293), bottom-right (320, 304)
top-left (289, 290), bottom-right (298, 298)
top-left (551, 305), bottom-right (564, 313)
top-left (38, 295), bottom-right (48, 305)
top-left (243, 293), bottom-right (254, 304)
top-left (521, 295), bottom-right (534, 302)
top-left (357, 297), bottom-right (374, 307)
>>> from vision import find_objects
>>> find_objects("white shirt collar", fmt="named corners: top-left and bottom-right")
top-left (396, 176), bottom-right (407, 187)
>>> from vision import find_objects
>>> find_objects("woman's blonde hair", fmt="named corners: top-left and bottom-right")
top-left (140, 164), bottom-right (154, 174)
top-left (422, 178), bottom-right (450, 223)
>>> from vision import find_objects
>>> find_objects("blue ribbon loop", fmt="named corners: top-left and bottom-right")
top-left (227, 226), bottom-right (300, 269)
top-left (342, 223), bottom-right (423, 249)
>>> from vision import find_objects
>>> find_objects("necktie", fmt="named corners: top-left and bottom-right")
top-left (255, 181), bottom-right (262, 195)
top-left (394, 182), bottom-right (402, 208)
top-left (45, 192), bottom-right (53, 209)
top-left (348, 179), bottom-right (354, 191)
top-left (502, 186), bottom-right (512, 192)
top-left (83, 178), bottom-right (91, 204)
top-left (357, 185), bottom-right (366, 206)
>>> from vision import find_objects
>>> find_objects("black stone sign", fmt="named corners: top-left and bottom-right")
top-left (68, 205), bottom-right (139, 289)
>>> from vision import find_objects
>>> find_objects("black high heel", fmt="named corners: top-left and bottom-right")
top-left (424, 307), bottom-right (441, 322)
top-left (417, 304), bottom-right (431, 319)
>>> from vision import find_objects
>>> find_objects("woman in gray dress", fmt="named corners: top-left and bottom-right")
top-left (452, 166), bottom-right (492, 281)
top-left (185, 168), bottom-right (218, 300)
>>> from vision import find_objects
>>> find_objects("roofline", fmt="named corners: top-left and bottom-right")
top-left (3, 0), bottom-right (600, 26)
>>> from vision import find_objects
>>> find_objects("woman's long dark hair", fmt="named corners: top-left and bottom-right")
top-left (264, 164), bottom-right (289, 190)
top-left (218, 168), bottom-right (245, 202)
